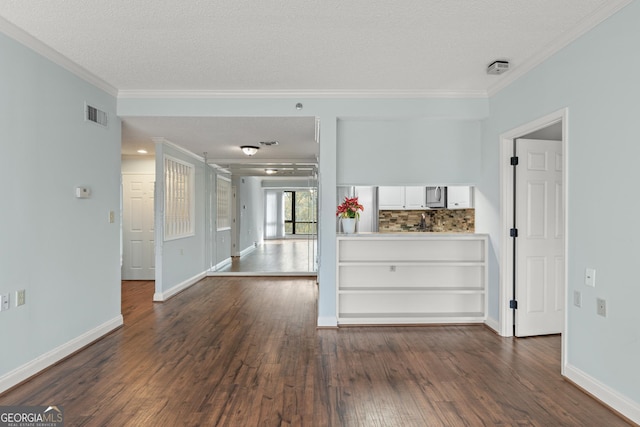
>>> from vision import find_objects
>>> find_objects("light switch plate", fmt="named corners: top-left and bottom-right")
top-left (573, 290), bottom-right (581, 308)
top-left (585, 268), bottom-right (596, 287)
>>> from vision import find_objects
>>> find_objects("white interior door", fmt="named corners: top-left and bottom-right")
top-left (122, 174), bottom-right (155, 280)
top-left (515, 139), bottom-right (564, 337)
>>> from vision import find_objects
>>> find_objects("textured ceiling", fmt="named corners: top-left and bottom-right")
top-left (122, 116), bottom-right (318, 176)
top-left (0, 1), bottom-right (628, 175)
top-left (0, 0), bottom-right (624, 94)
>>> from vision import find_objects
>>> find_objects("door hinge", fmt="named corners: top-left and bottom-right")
top-left (510, 156), bottom-right (519, 166)
top-left (510, 228), bottom-right (518, 238)
top-left (510, 300), bottom-right (518, 309)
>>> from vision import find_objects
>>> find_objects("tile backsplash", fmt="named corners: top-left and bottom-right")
top-left (379, 209), bottom-right (475, 233)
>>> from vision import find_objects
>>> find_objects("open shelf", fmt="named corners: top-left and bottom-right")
top-left (337, 234), bottom-right (488, 326)
top-left (339, 287), bottom-right (484, 294)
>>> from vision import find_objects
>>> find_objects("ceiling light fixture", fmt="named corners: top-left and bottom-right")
top-left (137, 149), bottom-right (148, 154)
top-left (241, 145), bottom-right (259, 156)
top-left (265, 169), bottom-right (278, 175)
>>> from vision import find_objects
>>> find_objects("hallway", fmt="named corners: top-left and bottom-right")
top-left (215, 238), bottom-right (317, 274)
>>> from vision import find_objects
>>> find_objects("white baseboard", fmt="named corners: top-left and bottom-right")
top-left (484, 316), bottom-right (501, 334)
top-left (208, 258), bottom-right (232, 273)
top-left (239, 243), bottom-right (258, 258)
top-left (564, 363), bottom-right (640, 424)
top-left (0, 315), bottom-right (123, 394)
top-left (317, 316), bottom-right (338, 328)
top-left (153, 271), bottom-right (207, 302)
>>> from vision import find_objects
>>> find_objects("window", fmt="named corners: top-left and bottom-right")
top-left (164, 156), bottom-right (194, 240)
top-left (217, 175), bottom-right (232, 230)
top-left (284, 190), bottom-right (317, 235)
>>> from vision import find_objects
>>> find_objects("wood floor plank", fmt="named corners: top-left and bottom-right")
top-left (0, 277), bottom-right (634, 426)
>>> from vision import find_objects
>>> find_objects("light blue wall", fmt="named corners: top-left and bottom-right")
top-left (233, 176), bottom-right (264, 253)
top-left (337, 118), bottom-right (481, 185)
top-left (479, 2), bottom-right (639, 404)
top-left (155, 144), bottom-right (207, 292)
top-left (0, 33), bottom-right (121, 377)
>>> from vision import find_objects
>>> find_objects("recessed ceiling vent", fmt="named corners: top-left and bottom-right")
top-left (487, 60), bottom-right (510, 75)
top-left (259, 141), bottom-right (279, 146)
top-left (85, 103), bottom-right (108, 127)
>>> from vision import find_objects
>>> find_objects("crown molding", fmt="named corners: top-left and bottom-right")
top-left (153, 137), bottom-right (205, 163)
top-left (487, 0), bottom-right (632, 97)
top-left (0, 17), bottom-right (118, 97)
top-left (117, 88), bottom-right (488, 100)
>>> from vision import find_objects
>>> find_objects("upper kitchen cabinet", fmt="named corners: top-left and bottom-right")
top-left (405, 186), bottom-right (427, 209)
top-left (379, 186), bottom-right (426, 209)
top-left (379, 186), bottom-right (404, 209)
top-left (447, 186), bottom-right (473, 209)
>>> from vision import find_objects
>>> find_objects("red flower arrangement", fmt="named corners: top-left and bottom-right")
top-left (336, 196), bottom-right (364, 219)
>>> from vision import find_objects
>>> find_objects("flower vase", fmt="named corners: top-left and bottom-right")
top-left (342, 217), bottom-right (357, 234)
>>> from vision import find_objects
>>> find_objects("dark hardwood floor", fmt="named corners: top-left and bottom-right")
top-left (0, 277), bottom-right (633, 426)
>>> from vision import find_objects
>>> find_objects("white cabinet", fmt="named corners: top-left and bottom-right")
top-left (447, 186), bottom-right (473, 209)
top-left (404, 186), bottom-right (426, 209)
top-left (378, 186), bottom-right (405, 209)
top-left (379, 186), bottom-right (426, 209)
top-left (336, 234), bottom-right (487, 325)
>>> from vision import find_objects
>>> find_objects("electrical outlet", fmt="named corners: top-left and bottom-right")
top-left (573, 290), bottom-right (581, 308)
top-left (1, 294), bottom-right (9, 311)
top-left (16, 290), bottom-right (25, 306)
top-left (596, 298), bottom-right (607, 317)
top-left (585, 268), bottom-right (596, 287)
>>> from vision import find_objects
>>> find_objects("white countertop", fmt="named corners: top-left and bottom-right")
top-left (337, 232), bottom-right (488, 238)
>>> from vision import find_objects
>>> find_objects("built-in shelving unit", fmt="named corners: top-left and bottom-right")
top-left (336, 234), bottom-right (488, 325)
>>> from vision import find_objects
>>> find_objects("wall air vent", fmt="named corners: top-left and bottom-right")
top-left (85, 103), bottom-right (108, 127)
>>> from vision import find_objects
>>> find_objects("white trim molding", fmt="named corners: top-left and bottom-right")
top-left (153, 271), bottom-right (207, 302)
top-left (152, 137), bottom-right (205, 163)
top-left (498, 108), bottom-right (569, 339)
top-left (239, 243), bottom-right (258, 258)
top-left (317, 316), bottom-right (338, 328)
top-left (0, 315), bottom-right (123, 394)
top-left (484, 316), bottom-right (500, 334)
top-left (487, 0), bottom-right (632, 97)
top-left (565, 364), bottom-right (640, 424)
top-left (0, 17), bottom-right (117, 97)
top-left (117, 89), bottom-right (488, 100)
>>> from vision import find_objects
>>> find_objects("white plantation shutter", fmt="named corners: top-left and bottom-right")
top-left (217, 176), bottom-right (231, 230)
top-left (164, 156), bottom-right (194, 240)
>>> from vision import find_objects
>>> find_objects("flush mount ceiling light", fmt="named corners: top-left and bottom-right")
top-left (240, 145), bottom-right (259, 156)
top-left (137, 149), bottom-right (148, 154)
top-left (265, 169), bottom-right (278, 175)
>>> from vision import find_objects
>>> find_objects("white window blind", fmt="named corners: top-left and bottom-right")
top-left (217, 175), bottom-right (231, 230)
top-left (164, 156), bottom-right (194, 240)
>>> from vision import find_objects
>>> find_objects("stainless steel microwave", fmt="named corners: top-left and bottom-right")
top-left (426, 186), bottom-right (446, 208)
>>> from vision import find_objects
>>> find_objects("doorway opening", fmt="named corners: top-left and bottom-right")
top-left (499, 108), bottom-right (568, 371)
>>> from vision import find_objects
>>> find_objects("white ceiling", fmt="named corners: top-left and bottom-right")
top-left (122, 116), bottom-right (319, 177)
top-left (0, 0), bottom-right (628, 176)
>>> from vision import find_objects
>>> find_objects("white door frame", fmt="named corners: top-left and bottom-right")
top-left (499, 108), bottom-right (569, 370)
